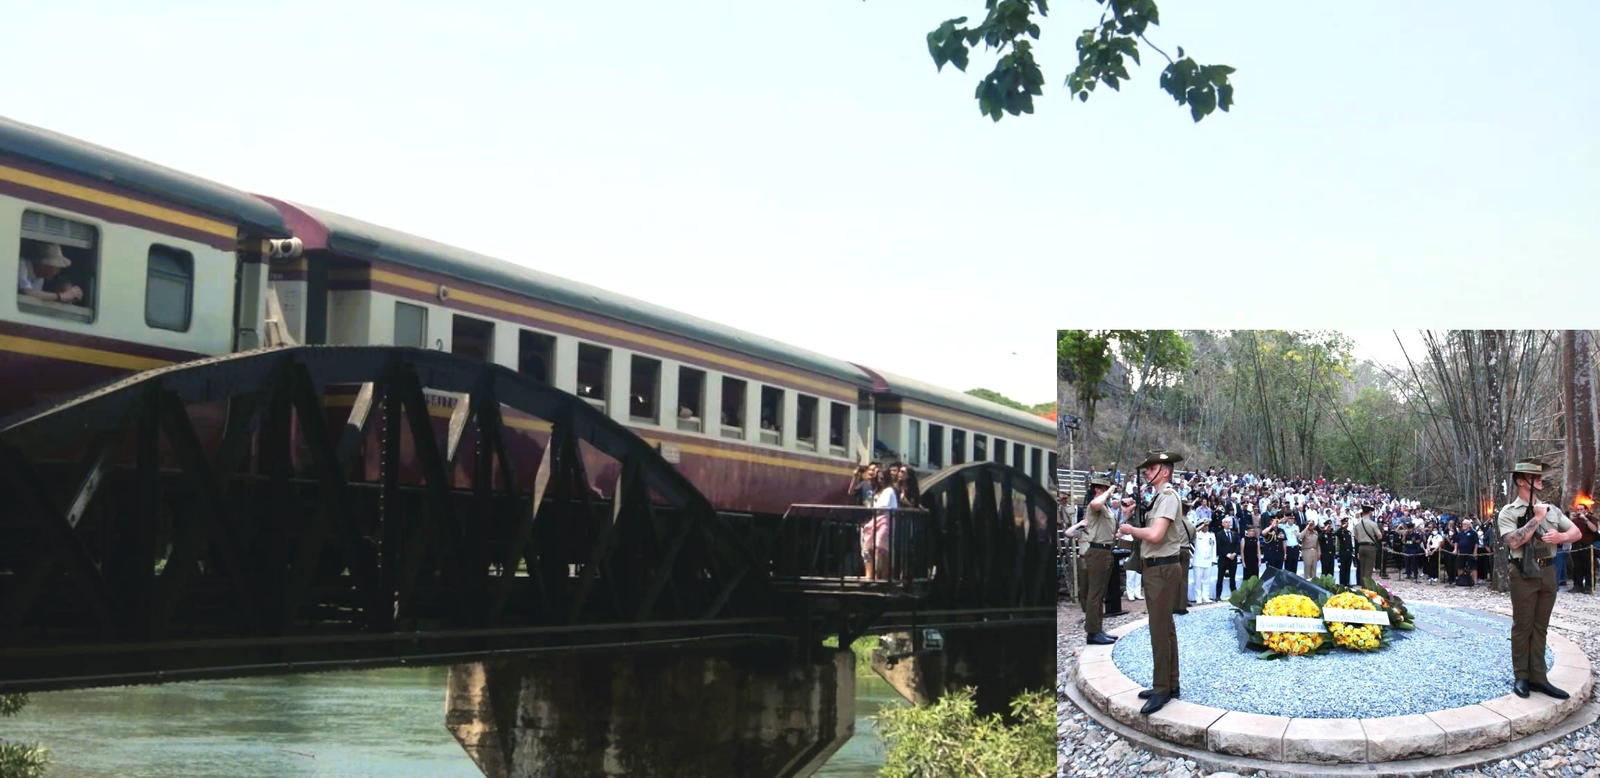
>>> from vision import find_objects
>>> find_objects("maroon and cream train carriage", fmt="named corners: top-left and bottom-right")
top-left (250, 199), bottom-right (1055, 515)
top-left (0, 114), bottom-right (1055, 519)
top-left (0, 115), bottom-right (295, 420)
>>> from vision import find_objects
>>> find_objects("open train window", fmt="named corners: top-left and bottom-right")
top-left (973, 433), bottom-right (987, 462)
top-left (578, 343), bottom-right (610, 412)
top-left (678, 367), bottom-right (705, 432)
top-left (17, 211), bottom-right (98, 324)
top-left (992, 437), bottom-right (1006, 465)
top-left (759, 385), bottom-right (783, 445)
top-left (145, 245), bottom-right (193, 332)
top-left (519, 329), bottom-right (555, 383)
top-left (630, 355), bottom-right (661, 424)
top-left (395, 302), bottom-right (428, 347)
top-left (796, 394), bottom-right (818, 451)
top-left (452, 314), bottom-right (493, 362)
top-left (721, 377), bottom-right (746, 439)
top-left (828, 402), bottom-right (849, 456)
top-left (1013, 442), bottom-right (1026, 469)
top-left (927, 424), bottom-right (944, 468)
top-left (1048, 451), bottom-right (1059, 484)
top-left (908, 420), bottom-right (922, 468)
top-left (1031, 448), bottom-right (1043, 481)
top-left (951, 429), bottom-right (966, 465)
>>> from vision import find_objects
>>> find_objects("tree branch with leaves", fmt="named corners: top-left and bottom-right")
top-left (925, 0), bottom-right (1235, 122)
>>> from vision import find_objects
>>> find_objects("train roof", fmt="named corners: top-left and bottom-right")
top-left (269, 199), bottom-right (871, 386)
top-left (0, 115), bottom-right (289, 237)
top-left (855, 365), bottom-right (1055, 435)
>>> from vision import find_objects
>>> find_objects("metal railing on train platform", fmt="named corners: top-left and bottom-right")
top-left (772, 505), bottom-right (933, 593)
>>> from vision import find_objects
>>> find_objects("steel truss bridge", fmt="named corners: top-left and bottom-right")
top-left (0, 347), bottom-right (1055, 693)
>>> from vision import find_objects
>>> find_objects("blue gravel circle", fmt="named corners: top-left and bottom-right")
top-left (1108, 603), bottom-right (1556, 718)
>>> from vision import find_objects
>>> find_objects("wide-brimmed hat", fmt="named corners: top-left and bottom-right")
top-left (1356, 502), bottom-right (1375, 515)
top-left (35, 243), bottom-right (71, 268)
top-left (1507, 458), bottom-right (1552, 477)
top-left (1087, 475), bottom-right (1113, 492)
top-left (1135, 449), bottom-right (1185, 470)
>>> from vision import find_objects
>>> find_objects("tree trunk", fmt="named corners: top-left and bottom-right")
top-left (1487, 330), bottom-right (1510, 593)
top-left (1569, 330), bottom-right (1597, 507)
top-left (1115, 335), bottom-right (1158, 469)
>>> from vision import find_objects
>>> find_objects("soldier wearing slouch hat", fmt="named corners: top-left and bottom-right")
top-left (1117, 449), bottom-right (1187, 716)
top-left (1497, 458), bottom-right (1583, 700)
top-left (1068, 475), bottom-right (1120, 646)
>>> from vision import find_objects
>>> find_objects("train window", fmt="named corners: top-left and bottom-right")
top-left (759, 385), bottom-right (783, 445)
top-left (1013, 442), bottom-right (1026, 469)
top-left (578, 343), bottom-right (610, 411)
top-left (1031, 448), bottom-right (1043, 481)
top-left (992, 437), bottom-right (1006, 465)
top-left (630, 355), bottom-right (661, 424)
top-left (951, 429), bottom-right (966, 465)
top-left (17, 211), bottom-right (99, 324)
top-left (973, 434), bottom-right (987, 462)
top-left (1048, 451), bottom-right (1060, 484)
top-left (927, 424), bottom-right (944, 468)
top-left (452, 314), bottom-right (494, 362)
top-left (145, 245), bottom-right (193, 332)
top-left (828, 402), bottom-right (849, 456)
top-left (907, 420), bottom-right (922, 468)
top-left (796, 394), bottom-right (818, 451)
top-left (720, 377), bottom-right (746, 439)
top-left (395, 302), bottom-right (428, 348)
top-left (678, 367), bottom-right (706, 432)
top-left (519, 329), bottom-right (555, 383)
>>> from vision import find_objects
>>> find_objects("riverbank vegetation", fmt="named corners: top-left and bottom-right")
top-left (0, 694), bottom-right (48, 778)
top-left (822, 636), bottom-right (882, 677)
top-left (872, 687), bottom-right (1052, 778)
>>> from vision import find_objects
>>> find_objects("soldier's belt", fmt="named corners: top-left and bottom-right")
top-left (1143, 556), bottom-right (1183, 568)
top-left (1086, 542), bottom-right (1115, 550)
top-left (1513, 556), bottom-right (1555, 568)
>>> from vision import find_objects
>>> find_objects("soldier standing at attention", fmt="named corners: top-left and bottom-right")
top-left (1117, 450), bottom-right (1187, 716)
top-left (1070, 476), bottom-right (1120, 645)
top-left (1498, 458), bottom-right (1583, 699)
top-left (1354, 504), bottom-right (1383, 586)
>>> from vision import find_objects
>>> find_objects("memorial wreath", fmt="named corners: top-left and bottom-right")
top-left (1228, 568), bottom-right (1417, 660)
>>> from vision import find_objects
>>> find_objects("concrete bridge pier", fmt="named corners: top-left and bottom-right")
top-left (445, 647), bottom-right (854, 778)
top-left (871, 624), bottom-right (1054, 717)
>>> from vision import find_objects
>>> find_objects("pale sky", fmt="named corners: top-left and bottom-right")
top-left (5, 2), bottom-right (1596, 407)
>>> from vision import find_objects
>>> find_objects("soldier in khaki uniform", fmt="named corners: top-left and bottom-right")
top-left (1498, 458), bottom-right (1583, 699)
top-left (1353, 504), bottom-right (1382, 586)
top-left (1067, 476), bottom-right (1120, 645)
top-left (1117, 450), bottom-right (1187, 716)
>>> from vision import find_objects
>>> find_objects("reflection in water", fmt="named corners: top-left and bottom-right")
top-left (2, 668), bottom-right (905, 777)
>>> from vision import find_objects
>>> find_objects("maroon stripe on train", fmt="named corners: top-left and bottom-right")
top-left (0, 318), bottom-right (205, 363)
top-left (0, 163), bottom-right (237, 251)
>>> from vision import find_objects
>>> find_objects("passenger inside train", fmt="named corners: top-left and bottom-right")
top-left (16, 240), bottom-right (88, 309)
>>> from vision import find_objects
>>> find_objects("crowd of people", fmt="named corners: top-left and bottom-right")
top-left (847, 461), bottom-right (922, 580)
top-left (1068, 465), bottom-right (1600, 607)
top-left (1065, 452), bottom-right (1596, 714)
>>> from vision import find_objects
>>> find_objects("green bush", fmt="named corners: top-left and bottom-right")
top-left (872, 687), bottom-right (1052, 778)
top-left (822, 636), bottom-right (883, 677)
top-left (0, 694), bottom-right (49, 778)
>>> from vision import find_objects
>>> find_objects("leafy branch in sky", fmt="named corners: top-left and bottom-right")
top-left (925, 0), bottom-right (1235, 122)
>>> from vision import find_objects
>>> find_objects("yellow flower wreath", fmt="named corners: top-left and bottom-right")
top-left (1325, 591), bottom-right (1383, 650)
top-left (1260, 593), bottom-right (1324, 655)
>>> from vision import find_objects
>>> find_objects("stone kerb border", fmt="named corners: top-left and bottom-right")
top-left (1073, 605), bottom-right (1594, 765)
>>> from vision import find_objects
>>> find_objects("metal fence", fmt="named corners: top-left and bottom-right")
top-left (773, 505), bottom-right (933, 590)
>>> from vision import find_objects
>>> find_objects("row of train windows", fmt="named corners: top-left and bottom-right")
top-left (13, 210), bottom-right (194, 331)
top-left (903, 419), bottom-right (1048, 477)
top-left (397, 302), bottom-right (856, 454)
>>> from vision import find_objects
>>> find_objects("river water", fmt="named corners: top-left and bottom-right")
top-left (0, 667), bottom-right (905, 777)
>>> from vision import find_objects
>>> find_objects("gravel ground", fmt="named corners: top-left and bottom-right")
top-left (1059, 576), bottom-right (1600, 778)
top-left (1107, 603), bottom-right (1552, 719)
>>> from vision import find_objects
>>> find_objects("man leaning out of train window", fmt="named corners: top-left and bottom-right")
top-left (17, 243), bottom-right (83, 305)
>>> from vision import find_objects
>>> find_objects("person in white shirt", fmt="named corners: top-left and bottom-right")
top-left (1191, 519), bottom-right (1218, 603)
top-left (17, 243), bottom-right (83, 304)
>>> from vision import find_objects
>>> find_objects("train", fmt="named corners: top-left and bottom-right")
top-left (0, 114), bottom-right (1055, 516)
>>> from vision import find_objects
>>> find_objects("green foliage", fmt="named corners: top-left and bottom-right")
top-left (0, 694), bottom-right (48, 778)
top-left (822, 635), bottom-right (883, 677)
top-left (873, 687), bottom-right (1053, 778)
top-left (926, 1), bottom-right (1235, 122)
top-left (1058, 330), bottom-right (1114, 428)
top-left (1114, 329), bottom-right (1192, 385)
top-left (965, 388), bottom-right (1035, 413)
